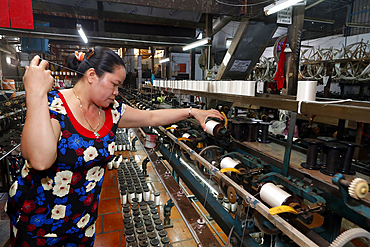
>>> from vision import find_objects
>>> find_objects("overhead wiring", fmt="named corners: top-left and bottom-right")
top-left (215, 0), bottom-right (273, 7)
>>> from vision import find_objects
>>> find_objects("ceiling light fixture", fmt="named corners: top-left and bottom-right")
top-left (76, 24), bottom-right (88, 43)
top-left (264, 0), bottom-right (304, 15)
top-left (159, 57), bottom-right (170, 63)
top-left (182, 37), bottom-right (211, 51)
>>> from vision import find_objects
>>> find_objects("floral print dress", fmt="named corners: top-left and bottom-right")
top-left (6, 90), bottom-right (126, 247)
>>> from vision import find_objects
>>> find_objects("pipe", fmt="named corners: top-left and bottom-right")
top-left (212, 16), bottom-right (234, 35)
top-left (0, 27), bottom-right (188, 46)
top-left (305, 0), bottom-right (326, 10)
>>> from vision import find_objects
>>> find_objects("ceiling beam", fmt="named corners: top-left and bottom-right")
top-left (92, 0), bottom-right (241, 16)
top-left (0, 26), bottom-right (193, 48)
top-left (32, 1), bottom-right (205, 29)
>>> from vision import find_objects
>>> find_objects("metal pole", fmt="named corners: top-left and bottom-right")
top-left (282, 112), bottom-right (297, 176)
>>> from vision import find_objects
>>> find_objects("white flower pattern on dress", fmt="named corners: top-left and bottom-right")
top-left (21, 165), bottom-right (29, 178)
top-left (9, 181), bottom-right (18, 198)
top-left (85, 221), bottom-right (95, 237)
top-left (54, 171), bottom-right (73, 185)
top-left (86, 181), bottom-right (96, 192)
top-left (77, 213), bottom-right (90, 228)
top-left (13, 225), bottom-right (17, 238)
top-left (52, 183), bottom-right (70, 197)
top-left (49, 97), bottom-right (67, 115)
top-left (41, 176), bottom-right (53, 191)
top-left (83, 146), bottom-right (99, 162)
top-left (86, 166), bottom-right (99, 181)
top-left (121, 103), bottom-right (126, 116)
top-left (111, 109), bottom-right (120, 124)
top-left (44, 233), bottom-right (58, 237)
top-left (108, 142), bottom-right (115, 155)
top-left (51, 205), bottom-right (66, 220)
top-left (113, 100), bottom-right (119, 109)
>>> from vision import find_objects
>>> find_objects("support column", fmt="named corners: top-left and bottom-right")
top-left (97, 1), bottom-right (104, 33)
top-left (138, 49), bottom-right (142, 88)
top-left (283, 5), bottom-right (305, 96)
top-left (205, 14), bottom-right (213, 80)
top-left (151, 46), bottom-right (155, 77)
top-left (165, 47), bottom-right (171, 79)
top-left (324, 62), bottom-right (334, 97)
top-left (189, 49), bottom-right (195, 80)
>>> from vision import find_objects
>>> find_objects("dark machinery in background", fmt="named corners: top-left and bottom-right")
top-left (118, 86), bottom-right (370, 247)
top-left (0, 95), bottom-right (26, 193)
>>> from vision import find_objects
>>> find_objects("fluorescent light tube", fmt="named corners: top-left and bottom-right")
top-left (183, 37), bottom-right (211, 51)
top-left (264, 0), bottom-right (304, 15)
top-left (159, 57), bottom-right (170, 63)
top-left (76, 24), bottom-right (88, 43)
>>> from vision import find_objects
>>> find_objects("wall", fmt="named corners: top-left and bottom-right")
top-left (0, 51), bottom-right (19, 80)
top-left (171, 53), bottom-right (202, 80)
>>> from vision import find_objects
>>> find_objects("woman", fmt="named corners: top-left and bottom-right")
top-left (6, 47), bottom-right (223, 246)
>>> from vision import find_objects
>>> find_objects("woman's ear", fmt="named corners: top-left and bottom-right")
top-left (86, 68), bottom-right (98, 84)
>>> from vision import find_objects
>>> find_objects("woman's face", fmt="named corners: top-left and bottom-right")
top-left (91, 65), bottom-right (126, 107)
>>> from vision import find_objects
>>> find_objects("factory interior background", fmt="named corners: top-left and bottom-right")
top-left (1, 0), bottom-right (370, 246)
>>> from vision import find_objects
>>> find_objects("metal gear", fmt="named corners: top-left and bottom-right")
top-left (348, 178), bottom-right (369, 200)
top-left (329, 228), bottom-right (370, 247)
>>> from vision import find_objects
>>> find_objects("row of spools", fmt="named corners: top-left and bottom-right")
top-left (153, 80), bottom-right (256, 96)
top-left (116, 156), bottom-right (172, 247)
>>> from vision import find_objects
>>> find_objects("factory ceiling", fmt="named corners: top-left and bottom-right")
top-left (0, 0), bottom-right (365, 52)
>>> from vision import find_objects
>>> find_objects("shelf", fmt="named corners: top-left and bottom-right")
top-left (142, 85), bottom-right (370, 124)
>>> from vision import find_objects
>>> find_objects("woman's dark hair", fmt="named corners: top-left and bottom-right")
top-left (66, 47), bottom-right (125, 78)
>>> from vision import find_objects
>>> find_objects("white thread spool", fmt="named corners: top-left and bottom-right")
top-left (120, 191), bottom-right (127, 205)
top-left (136, 191), bottom-right (143, 202)
top-left (143, 189), bottom-right (150, 201)
top-left (220, 81), bottom-right (232, 93)
top-left (128, 190), bottom-right (135, 204)
top-left (199, 81), bottom-right (208, 92)
top-left (242, 81), bottom-right (256, 96)
top-left (296, 81), bottom-right (317, 102)
top-left (107, 161), bottom-right (113, 170)
top-left (223, 198), bottom-right (231, 211)
top-left (260, 183), bottom-right (291, 208)
top-left (205, 120), bottom-right (220, 136)
top-left (230, 202), bottom-right (237, 212)
top-left (170, 125), bottom-right (178, 134)
top-left (123, 144), bottom-right (126, 151)
top-left (118, 144), bottom-right (122, 151)
top-left (114, 144), bottom-right (118, 151)
top-left (154, 192), bottom-right (160, 206)
top-left (182, 133), bottom-right (191, 139)
top-left (114, 161), bottom-right (120, 169)
top-left (220, 157), bottom-right (240, 175)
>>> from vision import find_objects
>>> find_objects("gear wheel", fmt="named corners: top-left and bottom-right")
top-left (348, 178), bottom-right (369, 200)
top-left (329, 228), bottom-right (370, 247)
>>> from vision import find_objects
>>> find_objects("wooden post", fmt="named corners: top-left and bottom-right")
top-left (97, 1), bottom-right (104, 32)
top-left (189, 49), bottom-right (195, 80)
top-left (205, 14), bottom-right (213, 80)
top-left (283, 4), bottom-right (305, 96)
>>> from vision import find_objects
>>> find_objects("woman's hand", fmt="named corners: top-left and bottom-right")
top-left (191, 108), bottom-right (224, 132)
top-left (24, 55), bottom-right (54, 96)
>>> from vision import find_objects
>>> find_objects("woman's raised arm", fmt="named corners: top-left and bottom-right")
top-left (21, 56), bottom-right (61, 171)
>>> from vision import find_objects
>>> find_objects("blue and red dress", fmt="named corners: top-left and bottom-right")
top-left (6, 90), bottom-right (125, 247)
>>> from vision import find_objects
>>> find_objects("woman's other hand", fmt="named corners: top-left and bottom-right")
top-left (24, 55), bottom-right (54, 96)
top-left (191, 108), bottom-right (224, 132)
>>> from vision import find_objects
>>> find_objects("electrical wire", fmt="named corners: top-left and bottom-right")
top-left (215, 0), bottom-right (273, 7)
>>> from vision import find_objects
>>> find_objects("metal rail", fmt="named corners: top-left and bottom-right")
top-left (143, 85), bottom-right (370, 123)
top-left (157, 125), bottom-right (320, 247)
